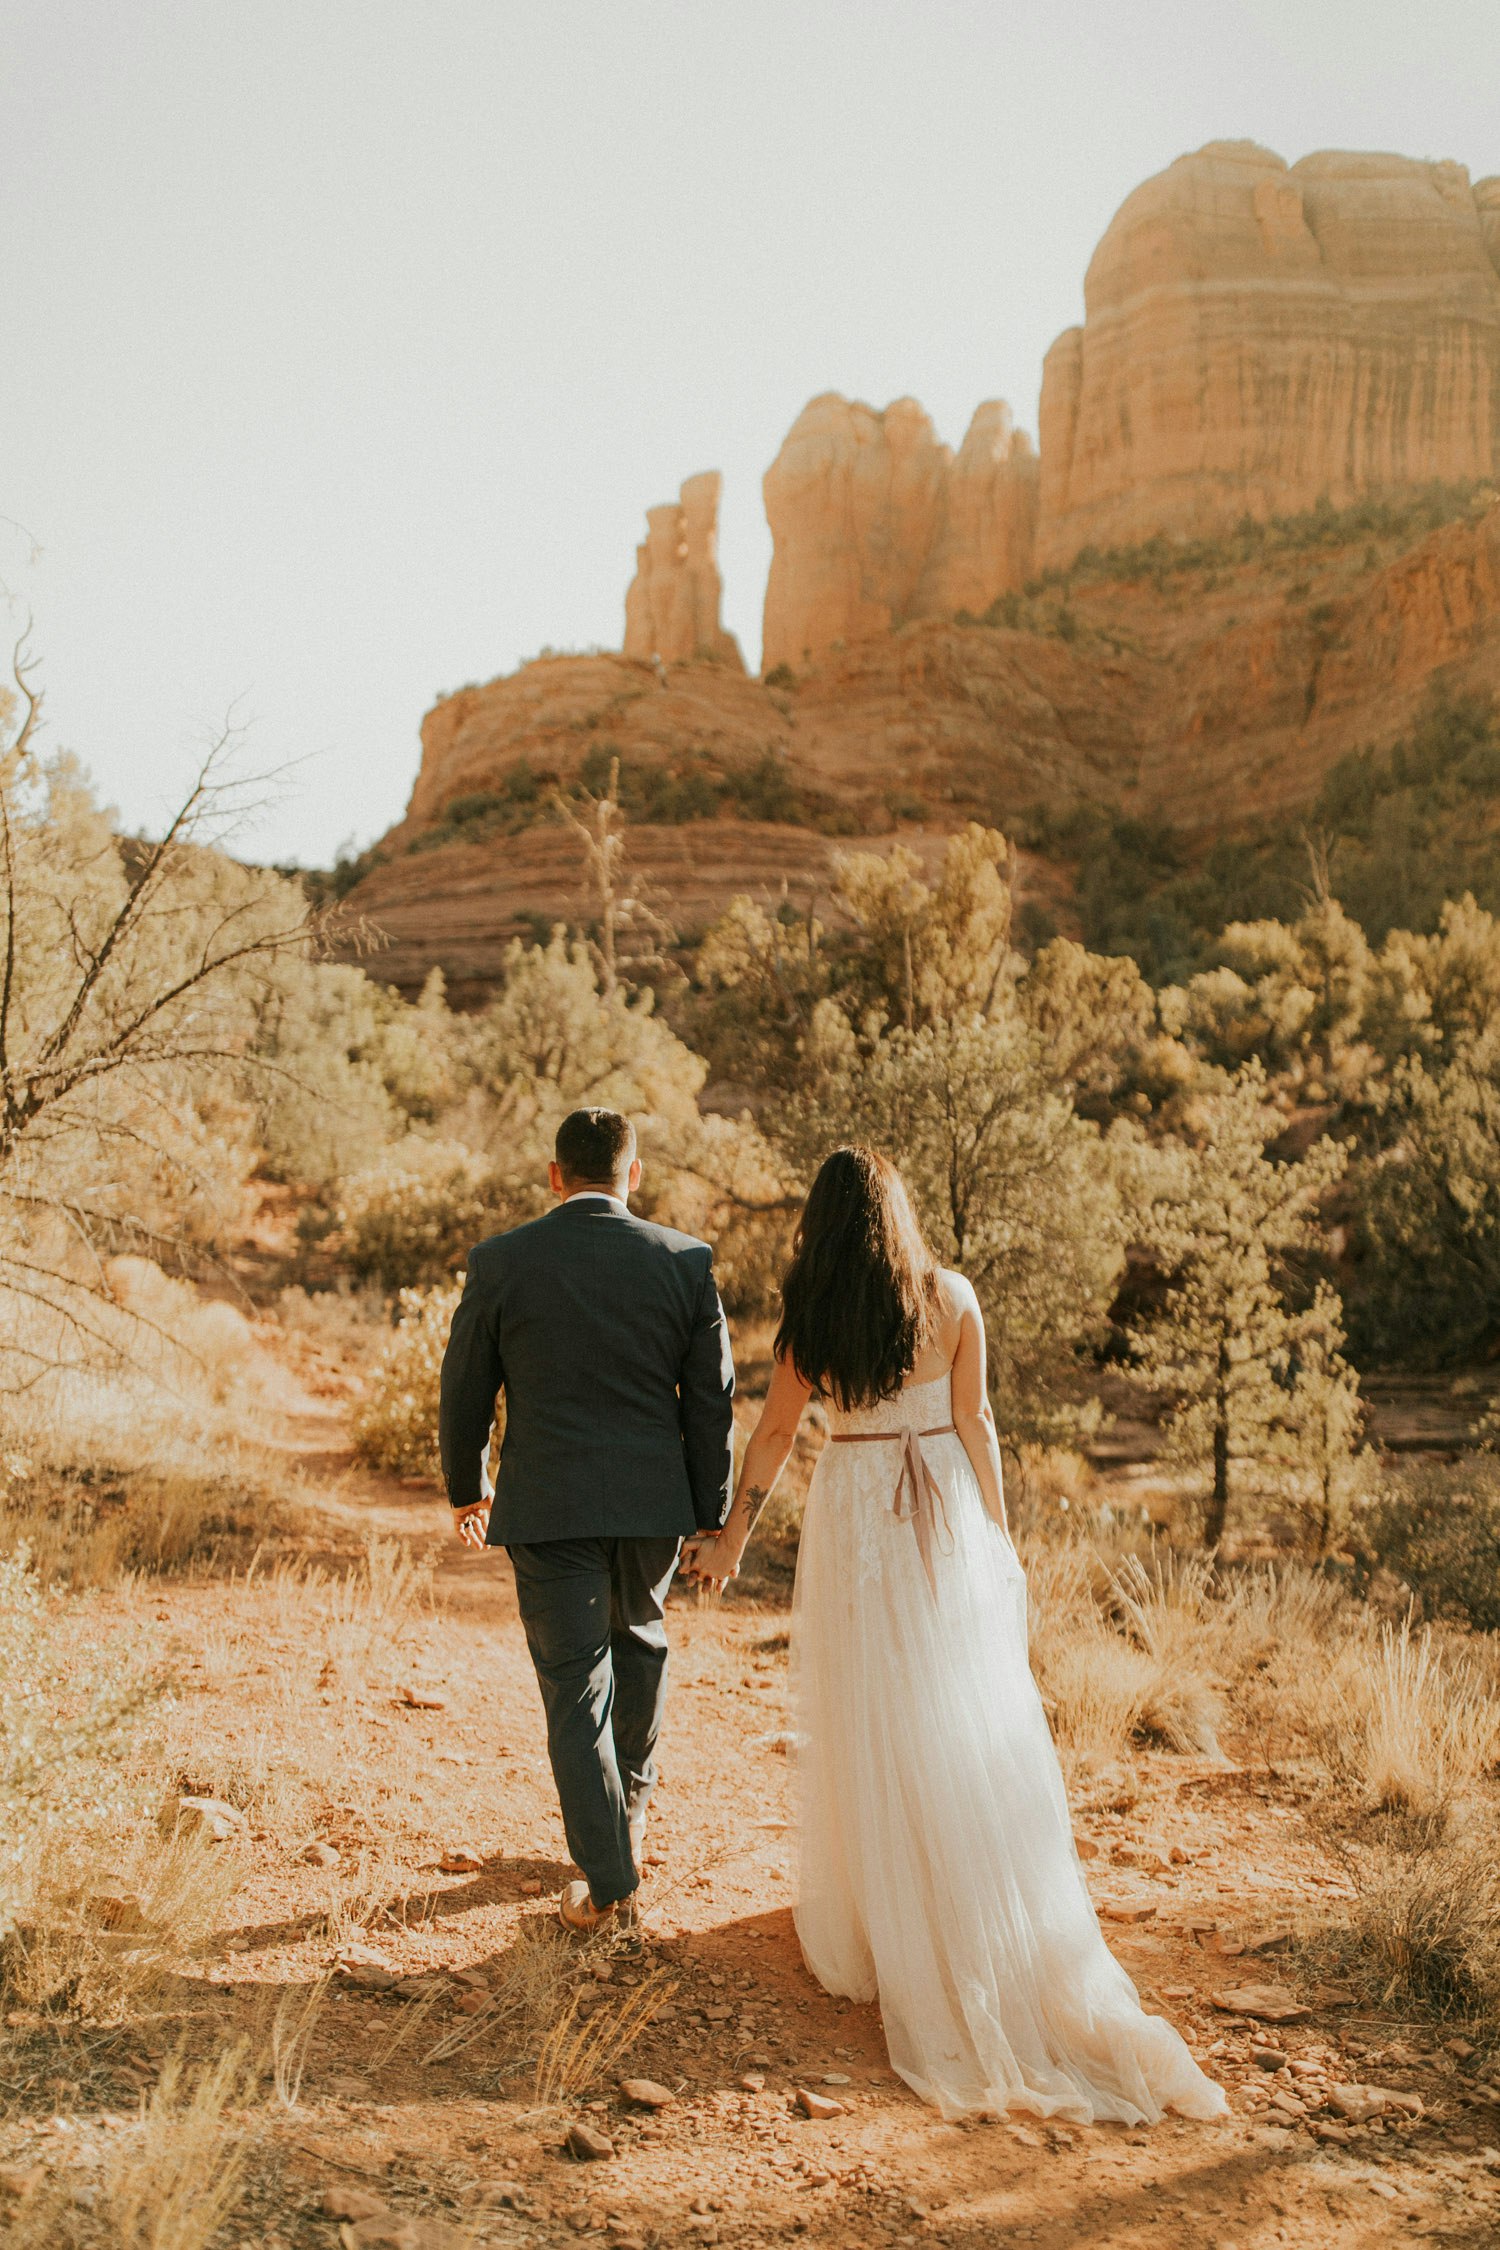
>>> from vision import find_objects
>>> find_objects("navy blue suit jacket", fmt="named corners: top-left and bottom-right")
top-left (438, 1195), bottom-right (736, 1545)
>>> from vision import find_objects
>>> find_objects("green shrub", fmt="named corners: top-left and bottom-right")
top-left (1362, 1458), bottom-right (1500, 1632)
top-left (1025, 694), bottom-right (1500, 978)
top-left (351, 1282), bottom-right (463, 1477)
top-left (335, 1141), bottom-right (495, 1291)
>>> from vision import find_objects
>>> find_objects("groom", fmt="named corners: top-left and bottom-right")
top-left (438, 1107), bottom-right (735, 1931)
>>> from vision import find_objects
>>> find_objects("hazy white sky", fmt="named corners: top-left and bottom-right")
top-left (4, 0), bottom-right (1498, 865)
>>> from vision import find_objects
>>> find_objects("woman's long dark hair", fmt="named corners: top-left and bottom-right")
top-left (774, 1146), bottom-right (940, 1410)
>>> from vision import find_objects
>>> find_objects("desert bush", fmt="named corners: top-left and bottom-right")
top-left (1361, 1456), bottom-right (1500, 1632)
top-left (1338, 1820), bottom-right (1500, 2019)
top-left (335, 1138), bottom-right (497, 1290)
top-left (253, 959), bottom-right (400, 1184)
top-left (352, 1281), bottom-right (463, 1475)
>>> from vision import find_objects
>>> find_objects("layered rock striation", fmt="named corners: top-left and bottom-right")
top-left (1038, 141), bottom-right (1500, 567)
top-left (623, 471), bottom-right (743, 668)
top-left (349, 493), bottom-right (1500, 996)
top-left (761, 394), bottom-right (1038, 672)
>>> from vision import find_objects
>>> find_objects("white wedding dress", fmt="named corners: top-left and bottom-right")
top-left (791, 1370), bottom-right (1227, 2125)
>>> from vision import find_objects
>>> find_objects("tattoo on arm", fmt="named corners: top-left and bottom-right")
top-left (741, 1482), bottom-right (771, 1534)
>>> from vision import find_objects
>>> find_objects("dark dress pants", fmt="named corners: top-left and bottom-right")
top-left (508, 1536), bottom-right (680, 1907)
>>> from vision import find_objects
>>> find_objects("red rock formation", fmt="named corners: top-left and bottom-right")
top-left (761, 394), bottom-right (1037, 671)
top-left (917, 402), bottom-right (1040, 621)
top-left (1038, 141), bottom-right (1500, 567)
top-left (345, 498), bottom-right (1500, 995)
top-left (622, 471), bottom-right (743, 668)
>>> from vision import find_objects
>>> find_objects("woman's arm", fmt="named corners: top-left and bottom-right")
top-left (950, 1278), bottom-right (1010, 1538)
top-left (680, 1352), bottom-right (813, 1587)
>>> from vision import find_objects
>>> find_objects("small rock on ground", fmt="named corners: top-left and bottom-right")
top-left (322, 2185), bottom-right (389, 2221)
top-left (619, 2077), bottom-right (676, 2109)
top-left (795, 2087), bottom-right (845, 2120)
top-left (158, 1795), bottom-right (246, 1841)
top-left (342, 2219), bottom-right (464, 2250)
top-left (1211, 1984), bottom-right (1313, 2023)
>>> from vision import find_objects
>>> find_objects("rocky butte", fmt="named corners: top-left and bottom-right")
top-left (340, 139), bottom-right (1500, 997)
top-left (1038, 140), bottom-right (1500, 566)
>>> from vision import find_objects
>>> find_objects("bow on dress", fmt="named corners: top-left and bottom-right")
top-left (891, 1427), bottom-right (955, 1596)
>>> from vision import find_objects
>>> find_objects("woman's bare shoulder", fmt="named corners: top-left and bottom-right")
top-left (935, 1266), bottom-right (980, 1317)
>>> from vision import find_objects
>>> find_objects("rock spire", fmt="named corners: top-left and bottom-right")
top-left (623, 471), bottom-right (743, 669)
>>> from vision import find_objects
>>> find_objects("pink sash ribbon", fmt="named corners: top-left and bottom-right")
top-left (829, 1423), bottom-right (956, 1595)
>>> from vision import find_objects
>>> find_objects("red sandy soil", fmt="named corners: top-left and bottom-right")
top-left (4, 1379), bottom-right (1500, 2247)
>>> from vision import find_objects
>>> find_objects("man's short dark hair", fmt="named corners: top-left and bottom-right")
top-left (555, 1108), bottom-right (637, 1187)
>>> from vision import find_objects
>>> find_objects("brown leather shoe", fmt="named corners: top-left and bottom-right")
top-left (558, 1880), bottom-right (638, 1934)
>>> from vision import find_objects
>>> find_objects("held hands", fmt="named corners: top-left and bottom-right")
top-left (680, 1530), bottom-right (742, 1592)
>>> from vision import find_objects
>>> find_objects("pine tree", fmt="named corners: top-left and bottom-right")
top-left (1270, 1282), bottom-right (1365, 1554)
top-left (1132, 1066), bottom-right (1347, 1547)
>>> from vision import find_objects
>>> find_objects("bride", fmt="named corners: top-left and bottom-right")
top-left (682, 1146), bottom-right (1226, 2126)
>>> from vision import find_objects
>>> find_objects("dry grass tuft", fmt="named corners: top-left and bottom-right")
top-left (4, 1822), bottom-right (243, 2022)
top-left (264, 1974), bottom-right (332, 2108)
top-left (10, 2042), bottom-right (259, 2250)
top-left (1319, 1618), bottom-right (1500, 1821)
top-left (0, 1447), bottom-right (292, 1590)
top-left (422, 1921), bottom-right (581, 2072)
top-left (533, 1962), bottom-right (677, 2106)
top-left (1026, 1543), bottom-right (1225, 1766)
top-left (103, 2042), bottom-right (258, 2250)
top-left (1337, 1820), bottom-right (1500, 2019)
top-left (319, 1533), bottom-right (433, 1689)
top-left (1106, 1553), bottom-right (1226, 1755)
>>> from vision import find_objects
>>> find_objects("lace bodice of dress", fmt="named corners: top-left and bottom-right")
top-left (826, 1370), bottom-right (954, 1436)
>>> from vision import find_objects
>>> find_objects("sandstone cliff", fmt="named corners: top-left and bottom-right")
top-left (340, 138), bottom-right (1500, 998)
top-left (622, 471), bottom-right (743, 668)
top-left (348, 497), bottom-right (1500, 997)
top-left (761, 395), bottom-right (1038, 672)
top-left (1038, 141), bottom-right (1500, 567)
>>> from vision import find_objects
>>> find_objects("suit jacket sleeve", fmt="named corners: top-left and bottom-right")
top-left (679, 1250), bottom-right (736, 1530)
top-left (439, 1250), bottom-right (503, 1510)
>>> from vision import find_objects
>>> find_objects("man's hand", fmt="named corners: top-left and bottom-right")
top-left (452, 1502), bottom-right (490, 1549)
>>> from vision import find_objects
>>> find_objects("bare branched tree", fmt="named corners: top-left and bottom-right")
top-left (0, 631), bottom-right (326, 1385)
top-left (552, 756), bottom-right (675, 995)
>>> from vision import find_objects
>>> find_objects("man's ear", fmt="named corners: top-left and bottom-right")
top-left (548, 1159), bottom-right (565, 1197)
top-left (627, 1155), bottom-right (643, 1193)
